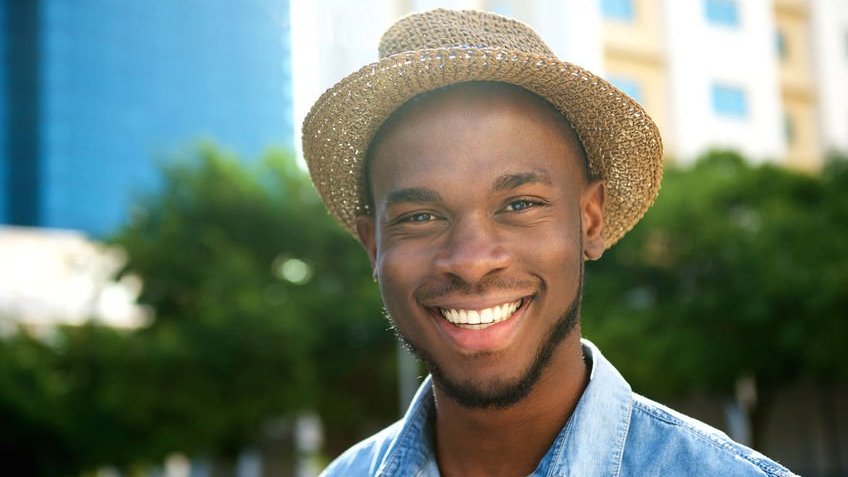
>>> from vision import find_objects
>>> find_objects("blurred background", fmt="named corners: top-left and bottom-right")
top-left (0, 0), bottom-right (846, 476)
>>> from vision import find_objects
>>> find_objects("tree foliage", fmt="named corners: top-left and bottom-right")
top-left (0, 146), bottom-right (396, 474)
top-left (0, 331), bottom-right (79, 476)
top-left (583, 150), bottom-right (848, 443)
top-left (112, 146), bottom-right (396, 460)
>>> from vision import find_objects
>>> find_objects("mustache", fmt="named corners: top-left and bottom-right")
top-left (414, 275), bottom-right (539, 302)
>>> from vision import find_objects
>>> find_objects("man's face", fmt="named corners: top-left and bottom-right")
top-left (357, 84), bottom-right (605, 409)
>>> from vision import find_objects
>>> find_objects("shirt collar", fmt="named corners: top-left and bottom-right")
top-left (539, 339), bottom-right (633, 477)
top-left (376, 374), bottom-right (438, 477)
top-left (377, 338), bottom-right (633, 477)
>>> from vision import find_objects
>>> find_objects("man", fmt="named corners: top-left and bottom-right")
top-left (302, 9), bottom-right (796, 477)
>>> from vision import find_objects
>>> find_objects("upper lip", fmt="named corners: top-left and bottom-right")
top-left (424, 295), bottom-right (533, 312)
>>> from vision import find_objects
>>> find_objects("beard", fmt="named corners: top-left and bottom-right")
top-left (387, 270), bottom-right (583, 410)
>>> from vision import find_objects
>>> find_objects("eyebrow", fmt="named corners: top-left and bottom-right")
top-left (381, 170), bottom-right (551, 209)
top-left (492, 170), bottom-right (553, 192)
top-left (384, 187), bottom-right (443, 208)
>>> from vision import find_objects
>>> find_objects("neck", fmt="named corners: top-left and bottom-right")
top-left (432, 335), bottom-right (588, 477)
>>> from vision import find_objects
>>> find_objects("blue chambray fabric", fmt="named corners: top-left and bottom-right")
top-left (321, 339), bottom-right (797, 477)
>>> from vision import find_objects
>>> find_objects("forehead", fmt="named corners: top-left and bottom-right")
top-left (365, 82), bottom-right (588, 182)
top-left (374, 82), bottom-right (576, 147)
top-left (366, 83), bottom-right (588, 204)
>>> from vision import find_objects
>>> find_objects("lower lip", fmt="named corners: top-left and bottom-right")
top-left (431, 299), bottom-right (530, 353)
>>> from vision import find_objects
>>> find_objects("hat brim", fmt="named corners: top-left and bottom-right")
top-left (302, 47), bottom-right (663, 248)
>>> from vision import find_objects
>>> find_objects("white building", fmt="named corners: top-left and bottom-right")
top-left (663, 0), bottom-right (785, 162)
top-left (811, 0), bottom-right (848, 155)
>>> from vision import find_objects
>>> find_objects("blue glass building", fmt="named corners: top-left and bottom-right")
top-left (1, 0), bottom-right (293, 236)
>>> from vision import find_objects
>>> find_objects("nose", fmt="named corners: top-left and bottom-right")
top-left (433, 215), bottom-right (511, 286)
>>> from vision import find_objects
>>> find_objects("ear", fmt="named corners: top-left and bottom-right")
top-left (581, 180), bottom-right (605, 261)
top-left (355, 214), bottom-right (378, 269)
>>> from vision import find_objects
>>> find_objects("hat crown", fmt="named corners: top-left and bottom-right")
top-left (378, 9), bottom-right (555, 59)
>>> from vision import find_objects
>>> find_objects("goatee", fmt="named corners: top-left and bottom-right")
top-left (390, 279), bottom-right (583, 410)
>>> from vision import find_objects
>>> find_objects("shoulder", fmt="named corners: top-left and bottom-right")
top-left (623, 393), bottom-right (797, 477)
top-left (319, 421), bottom-right (403, 477)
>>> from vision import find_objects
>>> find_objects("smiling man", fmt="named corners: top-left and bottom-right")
top-left (302, 9), bottom-right (795, 477)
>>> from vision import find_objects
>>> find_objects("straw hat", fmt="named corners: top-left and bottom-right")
top-left (302, 8), bottom-right (663, 248)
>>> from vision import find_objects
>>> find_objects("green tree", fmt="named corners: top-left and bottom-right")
top-left (0, 329), bottom-right (79, 476)
top-left (583, 150), bottom-right (848, 449)
top-left (110, 145), bottom-right (397, 467)
top-left (0, 146), bottom-right (398, 476)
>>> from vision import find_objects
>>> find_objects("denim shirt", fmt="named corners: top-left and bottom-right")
top-left (322, 339), bottom-right (797, 477)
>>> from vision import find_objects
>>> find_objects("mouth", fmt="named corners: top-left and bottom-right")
top-left (437, 298), bottom-right (526, 330)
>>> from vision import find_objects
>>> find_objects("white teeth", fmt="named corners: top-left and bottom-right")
top-left (494, 303), bottom-right (507, 321)
top-left (480, 308), bottom-right (493, 324)
top-left (438, 299), bottom-right (523, 329)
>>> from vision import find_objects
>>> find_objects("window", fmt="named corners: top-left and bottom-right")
top-left (705, 0), bottom-right (740, 27)
top-left (711, 83), bottom-right (748, 118)
top-left (602, 0), bottom-right (635, 22)
top-left (609, 75), bottom-right (644, 104)
top-left (776, 30), bottom-right (787, 60)
top-left (783, 112), bottom-right (795, 144)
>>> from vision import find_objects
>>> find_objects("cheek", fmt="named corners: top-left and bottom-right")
top-left (376, 231), bottom-right (440, 280)
top-left (376, 252), bottom-right (436, 342)
top-left (375, 243), bottom-right (428, 312)
top-left (540, 240), bottom-right (580, 278)
top-left (517, 221), bottom-right (582, 283)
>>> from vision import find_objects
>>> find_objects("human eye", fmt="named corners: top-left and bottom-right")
top-left (503, 198), bottom-right (545, 212)
top-left (397, 211), bottom-right (438, 223)
top-left (406, 212), bottom-right (435, 222)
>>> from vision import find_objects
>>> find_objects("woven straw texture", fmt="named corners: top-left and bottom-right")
top-left (302, 8), bottom-right (663, 248)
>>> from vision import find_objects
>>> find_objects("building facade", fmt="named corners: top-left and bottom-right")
top-left (599, 0), bottom-right (848, 168)
top-left (1, 0), bottom-right (294, 237)
top-left (810, 0), bottom-right (848, 158)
